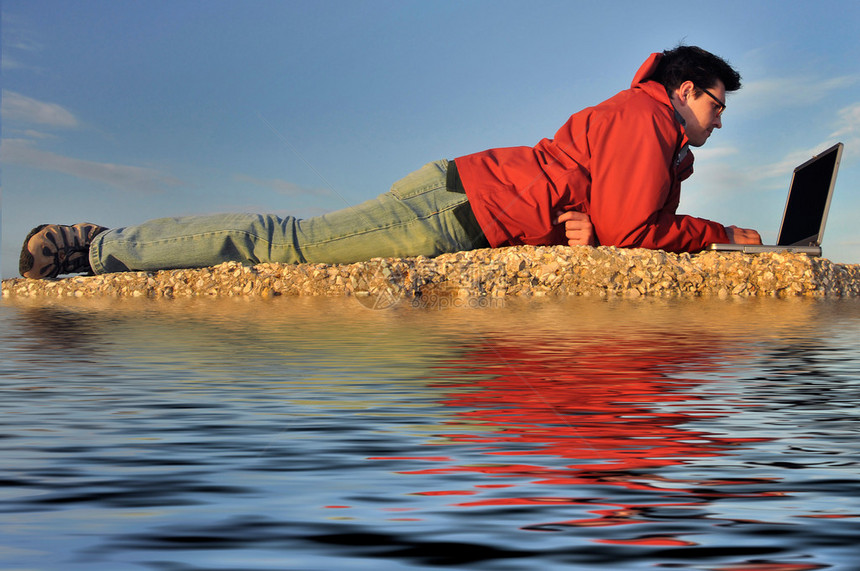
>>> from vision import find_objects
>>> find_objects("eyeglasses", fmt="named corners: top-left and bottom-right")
top-left (698, 86), bottom-right (726, 117)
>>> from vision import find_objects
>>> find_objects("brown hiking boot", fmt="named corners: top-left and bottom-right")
top-left (19, 223), bottom-right (109, 279)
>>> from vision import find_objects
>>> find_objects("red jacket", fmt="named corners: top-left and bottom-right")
top-left (454, 53), bottom-right (729, 253)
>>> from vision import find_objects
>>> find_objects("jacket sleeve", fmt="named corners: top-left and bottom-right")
top-left (586, 106), bottom-right (729, 252)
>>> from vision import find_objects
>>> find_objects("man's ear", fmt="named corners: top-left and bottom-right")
top-left (681, 81), bottom-right (696, 102)
top-left (672, 80), bottom-right (696, 107)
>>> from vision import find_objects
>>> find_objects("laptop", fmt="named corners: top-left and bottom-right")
top-left (709, 142), bottom-right (843, 256)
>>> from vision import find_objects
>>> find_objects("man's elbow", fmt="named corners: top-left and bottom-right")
top-left (595, 226), bottom-right (651, 250)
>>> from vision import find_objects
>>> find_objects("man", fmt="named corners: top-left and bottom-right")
top-left (20, 45), bottom-right (760, 280)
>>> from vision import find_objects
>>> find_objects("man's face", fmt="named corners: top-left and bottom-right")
top-left (675, 80), bottom-right (726, 147)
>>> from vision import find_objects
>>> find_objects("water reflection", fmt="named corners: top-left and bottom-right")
top-left (1, 296), bottom-right (859, 570)
top-left (374, 332), bottom-right (781, 541)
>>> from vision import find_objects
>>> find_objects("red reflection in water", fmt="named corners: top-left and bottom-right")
top-left (373, 334), bottom-right (779, 543)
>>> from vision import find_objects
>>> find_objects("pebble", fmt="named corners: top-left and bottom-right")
top-left (3, 245), bottom-right (860, 300)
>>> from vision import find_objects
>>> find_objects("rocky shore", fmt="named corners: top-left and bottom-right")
top-left (4, 246), bottom-right (860, 303)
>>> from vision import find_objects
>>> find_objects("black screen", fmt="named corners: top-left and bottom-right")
top-left (778, 145), bottom-right (840, 246)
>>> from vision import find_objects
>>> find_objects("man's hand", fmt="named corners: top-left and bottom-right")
top-left (724, 225), bottom-right (762, 245)
top-left (555, 210), bottom-right (597, 246)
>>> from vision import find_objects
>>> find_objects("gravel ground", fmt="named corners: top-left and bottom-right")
top-left (4, 245), bottom-right (860, 303)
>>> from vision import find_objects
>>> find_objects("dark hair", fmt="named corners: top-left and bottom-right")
top-left (651, 45), bottom-right (741, 93)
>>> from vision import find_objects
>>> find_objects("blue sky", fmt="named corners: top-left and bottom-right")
top-left (2, 0), bottom-right (859, 278)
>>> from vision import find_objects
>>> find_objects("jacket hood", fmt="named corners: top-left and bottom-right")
top-left (629, 52), bottom-right (692, 158)
top-left (630, 52), bottom-right (662, 87)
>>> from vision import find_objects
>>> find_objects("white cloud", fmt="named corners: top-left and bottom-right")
top-left (1, 138), bottom-right (183, 193)
top-left (737, 75), bottom-right (859, 113)
top-left (233, 173), bottom-right (332, 197)
top-left (1, 16), bottom-right (44, 72)
top-left (1, 90), bottom-right (187, 194)
top-left (696, 98), bottom-right (860, 189)
top-left (5, 128), bottom-right (58, 140)
top-left (829, 102), bottom-right (860, 160)
top-left (830, 103), bottom-right (860, 136)
top-left (690, 146), bottom-right (739, 161)
top-left (1, 55), bottom-right (27, 71)
top-left (750, 102), bottom-right (860, 178)
top-left (1, 13), bottom-right (44, 53)
top-left (1, 90), bottom-right (79, 128)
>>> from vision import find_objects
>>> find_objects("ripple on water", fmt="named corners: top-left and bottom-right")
top-left (1, 296), bottom-right (859, 570)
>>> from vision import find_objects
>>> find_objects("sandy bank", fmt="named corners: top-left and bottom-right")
top-left (4, 246), bottom-right (860, 302)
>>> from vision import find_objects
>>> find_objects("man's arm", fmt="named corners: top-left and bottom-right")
top-left (555, 211), bottom-right (761, 248)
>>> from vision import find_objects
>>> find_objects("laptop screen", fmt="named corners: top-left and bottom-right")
top-left (777, 143), bottom-right (843, 246)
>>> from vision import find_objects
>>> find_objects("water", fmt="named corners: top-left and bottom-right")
top-left (2, 295), bottom-right (859, 570)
